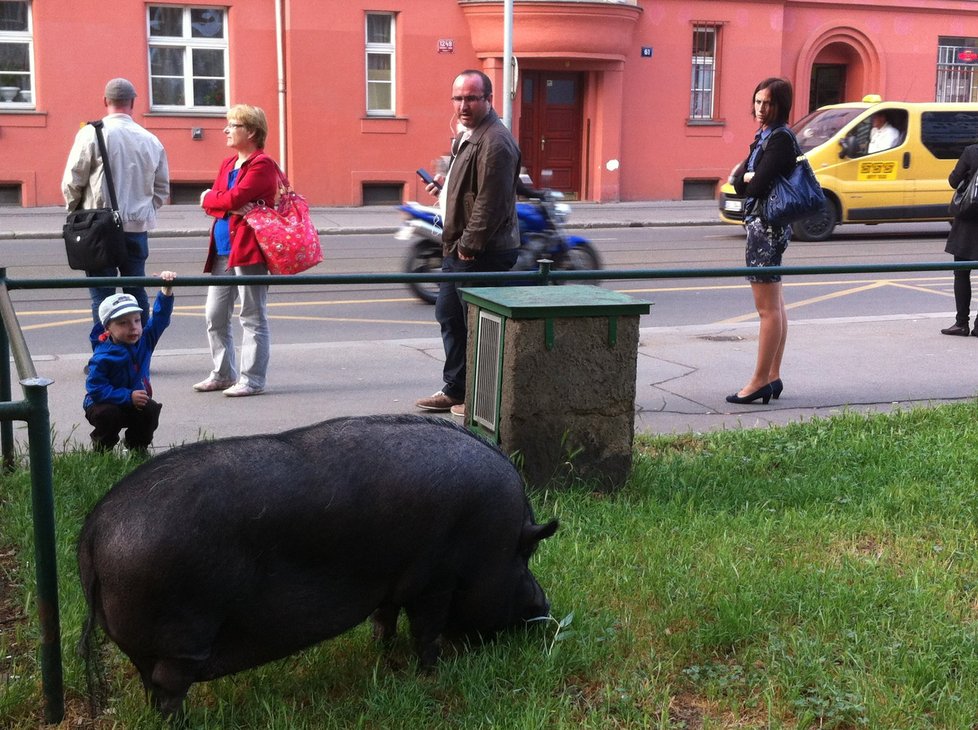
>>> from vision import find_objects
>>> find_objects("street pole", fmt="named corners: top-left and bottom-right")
top-left (502, 0), bottom-right (513, 129)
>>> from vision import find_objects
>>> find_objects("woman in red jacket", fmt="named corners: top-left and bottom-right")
top-left (196, 104), bottom-right (278, 397)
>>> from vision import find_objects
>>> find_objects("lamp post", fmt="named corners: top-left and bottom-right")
top-left (502, 0), bottom-right (513, 129)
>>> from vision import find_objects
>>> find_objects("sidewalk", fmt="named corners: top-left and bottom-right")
top-left (3, 200), bottom-right (975, 453)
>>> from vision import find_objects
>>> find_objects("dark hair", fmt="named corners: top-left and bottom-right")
top-left (751, 77), bottom-right (793, 125)
top-left (458, 69), bottom-right (493, 97)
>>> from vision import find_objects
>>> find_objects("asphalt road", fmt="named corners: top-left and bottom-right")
top-left (4, 221), bottom-right (959, 357)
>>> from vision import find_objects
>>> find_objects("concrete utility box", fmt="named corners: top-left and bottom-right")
top-left (459, 285), bottom-right (651, 490)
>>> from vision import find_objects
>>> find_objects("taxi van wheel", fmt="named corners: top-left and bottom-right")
top-left (791, 203), bottom-right (837, 242)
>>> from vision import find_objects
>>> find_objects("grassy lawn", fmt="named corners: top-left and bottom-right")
top-left (3, 403), bottom-right (978, 728)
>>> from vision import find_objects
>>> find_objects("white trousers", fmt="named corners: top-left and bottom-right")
top-left (204, 258), bottom-right (270, 388)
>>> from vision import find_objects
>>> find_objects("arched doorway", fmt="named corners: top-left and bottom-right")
top-left (796, 27), bottom-right (882, 113)
top-left (810, 42), bottom-right (869, 110)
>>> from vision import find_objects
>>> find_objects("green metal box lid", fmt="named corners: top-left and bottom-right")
top-left (459, 285), bottom-right (651, 319)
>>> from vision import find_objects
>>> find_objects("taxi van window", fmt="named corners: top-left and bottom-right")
top-left (921, 111), bottom-right (978, 159)
top-left (842, 109), bottom-right (908, 157)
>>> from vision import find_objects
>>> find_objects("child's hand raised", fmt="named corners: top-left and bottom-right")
top-left (155, 270), bottom-right (177, 296)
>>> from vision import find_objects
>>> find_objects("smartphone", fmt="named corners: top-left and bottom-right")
top-left (417, 168), bottom-right (442, 190)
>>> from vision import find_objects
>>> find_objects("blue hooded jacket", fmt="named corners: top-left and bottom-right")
top-left (84, 291), bottom-right (173, 410)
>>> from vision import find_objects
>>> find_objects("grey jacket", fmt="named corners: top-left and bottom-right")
top-left (62, 113), bottom-right (170, 233)
top-left (441, 108), bottom-right (520, 257)
top-left (946, 144), bottom-right (978, 260)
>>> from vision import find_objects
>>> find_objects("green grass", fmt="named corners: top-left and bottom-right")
top-left (3, 403), bottom-right (978, 728)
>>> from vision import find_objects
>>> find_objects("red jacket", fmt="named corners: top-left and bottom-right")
top-left (202, 150), bottom-right (279, 272)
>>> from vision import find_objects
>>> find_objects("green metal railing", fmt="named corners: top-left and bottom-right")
top-left (3, 255), bottom-right (977, 725)
top-left (0, 269), bottom-right (61, 724)
top-left (6, 258), bottom-right (978, 295)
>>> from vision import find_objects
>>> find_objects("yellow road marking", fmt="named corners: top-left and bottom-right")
top-left (12, 275), bottom-right (958, 331)
top-left (719, 281), bottom-right (889, 324)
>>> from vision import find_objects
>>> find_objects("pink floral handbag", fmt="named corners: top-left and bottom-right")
top-left (244, 169), bottom-right (323, 275)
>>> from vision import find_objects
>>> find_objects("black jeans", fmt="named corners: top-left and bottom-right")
top-left (434, 249), bottom-right (519, 401)
top-left (85, 399), bottom-right (162, 451)
top-left (86, 232), bottom-right (150, 351)
top-left (952, 255), bottom-right (973, 327)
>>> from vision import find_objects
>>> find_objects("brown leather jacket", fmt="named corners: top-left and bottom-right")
top-left (441, 109), bottom-right (521, 257)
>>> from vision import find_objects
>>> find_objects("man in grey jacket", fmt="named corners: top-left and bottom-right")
top-left (62, 78), bottom-right (170, 350)
top-left (415, 69), bottom-right (521, 415)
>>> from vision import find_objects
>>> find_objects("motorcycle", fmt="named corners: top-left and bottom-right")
top-left (396, 187), bottom-right (602, 304)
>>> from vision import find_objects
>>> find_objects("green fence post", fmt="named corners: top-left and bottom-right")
top-left (0, 324), bottom-right (12, 472)
top-left (23, 377), bottom-right (64, 724)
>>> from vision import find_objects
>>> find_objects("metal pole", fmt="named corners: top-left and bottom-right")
top-left (24, 377), bottom-right (64, 724)
top-left (275, 0), bottom-right (288, 175)
top-left (0, 310), bottom-right (12, 472)
top-left (502, 0), bottom-right (513, 129)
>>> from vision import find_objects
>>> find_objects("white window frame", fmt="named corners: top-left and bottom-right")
top-left (689, 22), bottom-right (721, 122)
top-left (365, 12), bottom-right (396, 116)
top-left (147, 5), bottom-right (228, 112)
top-left (0, 0), bottom-right (35, 109)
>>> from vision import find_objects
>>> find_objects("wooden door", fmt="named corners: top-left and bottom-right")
top-left (518, 71), bottom-right (583, 196)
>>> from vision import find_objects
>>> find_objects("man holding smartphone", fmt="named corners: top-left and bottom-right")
top-left (415, 69), bottom-right (521, 416)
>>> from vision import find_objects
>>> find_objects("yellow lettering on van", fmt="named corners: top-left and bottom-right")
top-left (858, 161), bottom-right (898, 181)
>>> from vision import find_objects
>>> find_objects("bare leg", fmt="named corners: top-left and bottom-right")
top-left (736, 281), bottom-right (787, 396)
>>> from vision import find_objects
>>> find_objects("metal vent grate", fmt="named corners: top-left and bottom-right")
top-left (472, 310), bottom-right (503, 435)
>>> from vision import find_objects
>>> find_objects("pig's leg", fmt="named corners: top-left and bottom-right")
top-left (136, 657), bottom-right (197, 719)
top-left (404, 589), bottom-right (453, 670)
top-left (371, 602), bottom-right (400, 648)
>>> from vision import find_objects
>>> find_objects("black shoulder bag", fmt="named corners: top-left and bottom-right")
top-left (949, 166), bottom-right (978, 221)
top-left (62, 121), bottom-right (128, 271)
top-left (762, 127), bottom-right (826, 227)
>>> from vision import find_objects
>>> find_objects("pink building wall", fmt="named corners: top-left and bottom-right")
top-left (2, 0), bottom-right (978, 207)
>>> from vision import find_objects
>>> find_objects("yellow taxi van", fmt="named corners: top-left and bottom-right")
top-left (718, 97), bottom-right (978, 241)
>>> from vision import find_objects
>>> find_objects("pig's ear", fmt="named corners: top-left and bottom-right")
top-left (520, 519), bottom-right (558, 554)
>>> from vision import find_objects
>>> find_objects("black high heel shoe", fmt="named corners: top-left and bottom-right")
top-left (725, 383), bottom-right (774, 405)
top-left (769, 378), bottom-right (783, 400)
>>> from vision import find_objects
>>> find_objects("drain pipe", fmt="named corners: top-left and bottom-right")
top-left (275, 0), bottom-right (287, 174)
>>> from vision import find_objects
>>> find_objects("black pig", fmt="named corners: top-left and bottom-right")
top-left (77, 414), bottom-right (557, 717)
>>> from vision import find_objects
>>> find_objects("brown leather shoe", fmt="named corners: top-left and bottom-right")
top-left (415, 390), bottom-right (462, 412)
top-left (450, 403), bottom-right (466, 418)
top-left (940, 323), bottom-right (970, 336)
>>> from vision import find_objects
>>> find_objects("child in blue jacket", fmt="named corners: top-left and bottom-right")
top-left (84, 271), bottom-right (176, 453)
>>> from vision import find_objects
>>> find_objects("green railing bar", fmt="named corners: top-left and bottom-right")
top-left (0, 328), bottom-right (12, 471)
top-left (0, 271), bottom-right (62, 723)
top-left (23, 378), bottom-right (62, 724)
top-left (4, 259), bottom-right (978, 292)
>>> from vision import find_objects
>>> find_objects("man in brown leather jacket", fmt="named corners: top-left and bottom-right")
top-left (416, 69), bottom-right (521, 415)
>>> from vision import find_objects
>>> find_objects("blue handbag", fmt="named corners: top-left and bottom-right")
top-left (763, 129), bottom-right (826, 227)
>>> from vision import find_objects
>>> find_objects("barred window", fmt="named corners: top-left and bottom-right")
top-left (366, 13), bottom-right (395, 116)
top-left (689, 22), bottom-right (722, 121)
top-left (148, 5), bottom-right (227, 110)
top-left (0, 0), bottom-right (34, 107)
top-left (937, 37), bottom-right (978, 102)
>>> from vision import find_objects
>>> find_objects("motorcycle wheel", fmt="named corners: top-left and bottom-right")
top-left (404, 238), bottom-right (442, 305)
top-left (554, 242), bottom-right (602, 285)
